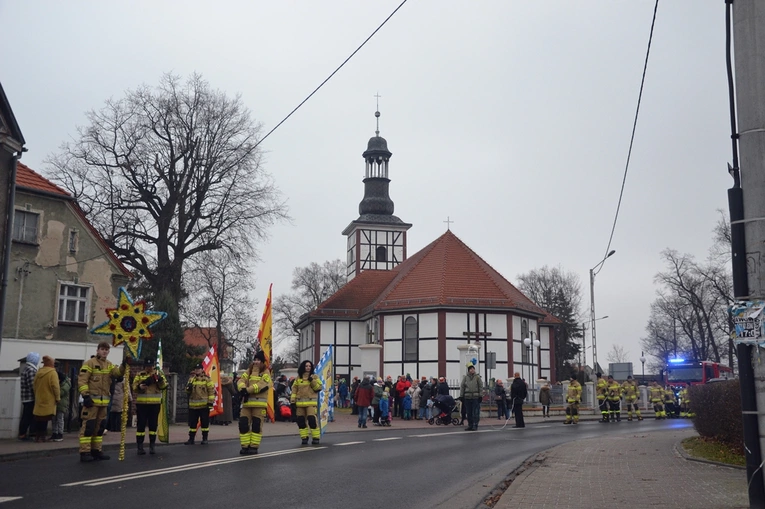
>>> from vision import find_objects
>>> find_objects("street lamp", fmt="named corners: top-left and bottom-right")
top-left (590, 250), bottom-right (616, 372)
top-left (640, 352), bottom-right (646, 383)
top-left (580, 316), bottom-right (608, 383)
top-left (524, 332), bottom-right (541, 399)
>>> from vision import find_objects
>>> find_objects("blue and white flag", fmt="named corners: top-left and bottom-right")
top-left (316, 345), bottom-right (334, 435)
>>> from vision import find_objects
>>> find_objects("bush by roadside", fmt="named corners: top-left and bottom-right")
top-left (689, 379), bottom-right (743, 454)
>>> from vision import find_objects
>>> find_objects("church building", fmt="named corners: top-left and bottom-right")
top-left (296, 111), bottom-right (560, 384)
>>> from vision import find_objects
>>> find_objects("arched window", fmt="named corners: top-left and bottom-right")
top-left (521, 319), bottom-right (529, 363)
top-left (376, 245), bottom-right (387, 262)
top-left (404, 316), bottom-right (418, 361)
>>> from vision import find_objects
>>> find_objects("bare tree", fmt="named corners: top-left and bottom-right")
top-left (516, 265), bottom-right (583, 380)
top-left (48, 72), bottom-right (287, 317)
top-left (606, 344), bottom-right (630, 364)
top-left (47, 74), bottom-right (287, 369)
top-left (183, 249), bottom-right (259, 372)
top-left (274, 260), bottom-right (346, 354)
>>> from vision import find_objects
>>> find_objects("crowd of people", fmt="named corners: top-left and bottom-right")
top-left (18, 352), bottom-right (71, 443)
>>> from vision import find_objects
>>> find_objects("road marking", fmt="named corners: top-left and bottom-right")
top-left (411, 429), bottom-right (494, 437)
top-left (334, 441), bottom-right (365, 446)
top-left (0, 498), bottom-right (22, 504)
top-left (61, 447), bottom-right (324, 487)
top-left (373, 437), bottom-right (402, 441)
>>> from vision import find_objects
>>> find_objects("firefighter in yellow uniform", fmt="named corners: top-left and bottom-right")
top-left (132, 357), bottom-right (168, 455)
top-left (564, 375), bottom-right (582, 425)
top-left (237, 351), bottom-right (272, 455)
top-left (185, 362), bottom-right (215, 445)
top-left (621, 376), bottom-right (642, 421)
top-left (679, 387), bottom-right (692, 418)
top-left (291, 360), bottom-right (323, 445)
top-left (664, 386), bottom-right (677, 418)
top-left (77, 341), bottom-right (126, 462)
top-left (606, 375), bottom-right (622, 422)
top-left (596, 373), bottom-right (609, 423)
top-left (649, 380), bottom-right (665, 419)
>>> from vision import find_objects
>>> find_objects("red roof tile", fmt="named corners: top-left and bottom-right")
top-left (312, 230), bottom-right (554, 319)
top-left (16, 162), bottom-right (71, 196)
top-left (183, 327), bottom-right (232, 360)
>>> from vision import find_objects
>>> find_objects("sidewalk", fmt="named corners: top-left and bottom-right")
top-left (492, 428), bottom-right (748, 509)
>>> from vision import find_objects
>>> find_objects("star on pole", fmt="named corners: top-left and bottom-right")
top-left (91, 287), bottom-right (167, 358)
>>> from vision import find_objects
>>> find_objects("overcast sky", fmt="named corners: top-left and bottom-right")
top-left (0, 1), bottom-right (733, 370)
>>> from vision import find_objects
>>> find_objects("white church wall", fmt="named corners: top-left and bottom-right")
top-left (393, 245), bottom-right (404, 262)
top-left (540, 328), bottom-right (550, 349)
top-left (488, 341), bottom-right (507, 363)
top-left (445, 312), bottom-right (467, 337)
top-left (351, 321), bottom-right (366, 345)
top-left (446, 362), bottom-right (460, 382)
top-left (486, 314), bottom-right (507, 338)
top-left (320, 344), bottom-right (330, 357)
top-left (403, 363), bottom-right (417, 378)
top-left (419, 338), bottom-right (438, 360)
top-left (446, 339), bottom-right (463, 360)
top-left (419, 361), bottom-right (439, 378)
top-left (418, 313), bottom-right (438, 338)
top-left (336, 345), bottom-right (350, 365)
top-left (320, 322), bottom-right (334, 345)
top-left (513, 341), bottom-right (522, 362)
top-left (384, 340), bottom-right (402, 362)
top-left (335, 322), bottom-right (350, 345)
top-left (512, 316), bottom-right (521, 340)
top-left (513, 363), bottom-right (524, 376)
top-left (540, 350), bottom-right (551, 370)
top-left (384, 315), bottom-right (402, 340)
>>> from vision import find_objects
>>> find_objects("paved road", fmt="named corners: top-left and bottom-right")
top-left (0, 419), bottom-right (694, 508)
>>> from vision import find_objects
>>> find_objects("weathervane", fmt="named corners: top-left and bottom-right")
top-left (374, 92), bottom-right (382, 136)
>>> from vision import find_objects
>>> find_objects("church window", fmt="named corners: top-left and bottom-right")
top-left (521, 319), bottom-right (530, 363)
top-left (404, 316), bottom-right (418, 361)
top-left (376, 245), bottom-right (387, 262)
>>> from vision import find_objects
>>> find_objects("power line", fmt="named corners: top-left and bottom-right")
top-left (596, 0), bottom-right (660, 276)
top-left (254, 0), bottom-right (409, 150)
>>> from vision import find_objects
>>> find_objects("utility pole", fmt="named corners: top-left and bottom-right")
top-left (729, 1), bottom-right (765, 505)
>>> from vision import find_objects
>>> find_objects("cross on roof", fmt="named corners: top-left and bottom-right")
top-left (444, 216), bottom-right (454, 230)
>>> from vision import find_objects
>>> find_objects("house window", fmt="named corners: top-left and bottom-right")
top-left (404, 316), bottom-right (418, 361)
top-left (12, 210), bottom-right (39, 243)
top-left (376, 246), bottom-right (387, 262)
top-left (57, 284), bottom-right (90, 325)
top-left (521, 319), bottom-right (529, 363)
top-left (68, 229), bottom-right (79, 253)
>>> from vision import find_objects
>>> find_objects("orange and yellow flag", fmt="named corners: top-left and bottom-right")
top-left (257, 284), bottom-right (275, 422)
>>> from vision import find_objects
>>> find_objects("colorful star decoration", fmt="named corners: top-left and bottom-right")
top-left (91, 287), bottom-right (167, 358)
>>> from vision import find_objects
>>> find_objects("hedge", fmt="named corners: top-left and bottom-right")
top-left (689, 380), bottom-right (743, 453)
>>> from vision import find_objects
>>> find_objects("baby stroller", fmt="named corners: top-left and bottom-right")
top-left (276, 396), bottom-right (292, 422)
top-left (428, 394), bottom-right (461, 426)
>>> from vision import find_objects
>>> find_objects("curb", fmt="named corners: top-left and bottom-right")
top-left (475, 451), bottom-right (547, 509)
top-left (673, 438), bottom-right (745, 471)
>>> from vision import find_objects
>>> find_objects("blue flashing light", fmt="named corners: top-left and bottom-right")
top-left (669, 358), bottom-right (686, 364)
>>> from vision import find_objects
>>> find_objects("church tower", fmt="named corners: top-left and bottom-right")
top-left (342, 107), bottom-right (411, 280)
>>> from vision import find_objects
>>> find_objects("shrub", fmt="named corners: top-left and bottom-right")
top-left (689, 380), bottom-right (743, 453)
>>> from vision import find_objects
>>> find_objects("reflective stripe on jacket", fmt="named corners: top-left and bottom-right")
top-left (567, 381), bottom-right (582, 403)
top-left (132, 370), bottom-right (168, 405)
top-left (621, 380), bottom-right (638, 400)
top-left (187, 374), bottom-right (215, 408)
top-left (649, 386), bottom-right (664, 402)
top-left (290, 374), bottom-right (322, 407)
top-left (238, 365), bottom-right (272, 408)
top-left (596, 379), bottom-right (608, 400)
top-left (78, 357), bottom-right (125, 406)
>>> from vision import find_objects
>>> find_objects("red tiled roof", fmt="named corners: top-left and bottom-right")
top-left (16, 162), bottom-right (71, 196)
top-left (312, 230), bottom-right (552, 319)
top-left (183, 327), bottom-right (232, 359)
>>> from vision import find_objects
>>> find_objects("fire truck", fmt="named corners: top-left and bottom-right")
top-left (664, 359), bottom-right (733, 387)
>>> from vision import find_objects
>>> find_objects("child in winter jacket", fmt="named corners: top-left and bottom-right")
top-left (379, 390), bottom-right (391, 427)
top-left (402, 393), bottom-right (412, 420)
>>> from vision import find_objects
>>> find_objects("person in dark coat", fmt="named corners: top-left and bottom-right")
top-left (509, 372), bottom-right (528, 428)
top-left (217, 375), bottom-right (236, 425)
top-left (354, 377), bottom-right (374, 428)
top-left (418, 378), bottom-right (432, 420)
top-left (494, 379), bottom-right (509, 420)
top-left (350, 377), bottom-right (360, 415)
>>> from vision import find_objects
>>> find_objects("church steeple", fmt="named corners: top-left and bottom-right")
top-left (359, 107), bottom-right (394, 215)
top-left (342, 103), bottom-right (412, 280)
